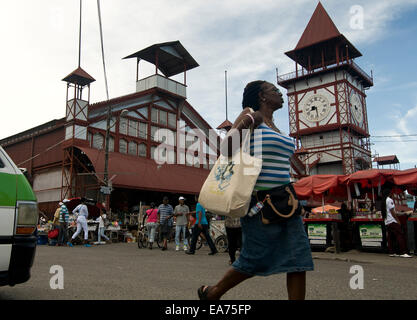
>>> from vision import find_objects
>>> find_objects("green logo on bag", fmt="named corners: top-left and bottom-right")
top-left (214, 161), bottom-right (235, 191)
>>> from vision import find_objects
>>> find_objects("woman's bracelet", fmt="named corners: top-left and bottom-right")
top-left (245, 113), bottom-right (255, 124)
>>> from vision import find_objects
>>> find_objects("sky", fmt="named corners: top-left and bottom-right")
top-left (1, 0), bottom-right (417, 169)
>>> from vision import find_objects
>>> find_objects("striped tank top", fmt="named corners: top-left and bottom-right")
top-left (250, 123), bottom-right (295, 191)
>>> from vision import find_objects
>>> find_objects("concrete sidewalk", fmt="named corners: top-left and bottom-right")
top-left (312, 249), bottom-right (417, 265)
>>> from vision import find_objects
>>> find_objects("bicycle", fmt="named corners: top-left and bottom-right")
top-left (137, 224), bottom-right (162, 249)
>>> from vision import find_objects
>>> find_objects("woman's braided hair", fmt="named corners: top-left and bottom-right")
top-left (242, 80), bottom-right (266, 111)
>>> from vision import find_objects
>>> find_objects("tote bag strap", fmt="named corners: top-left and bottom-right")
top-left (265, 186), bottom-right (299, 218)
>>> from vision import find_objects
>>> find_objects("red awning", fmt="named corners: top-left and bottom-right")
top-left (78, 147), bottom-right (209, 195)
top-left (294, 175), bottom-right (344, 199)
top-left (338, 169), bottom-right (399, 188)
top-left (392, 168), bottom-right (417, 186)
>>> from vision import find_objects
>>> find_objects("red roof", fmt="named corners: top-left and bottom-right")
top-left (373, 155), bottom-right (399, 164)
top-left (295, 2), bottom-right (341, 50)
top-left (216, 119), bottom-right (233, 130)
top-left (285, 2), bottom-right (362, 69)
top-left (62, 67), bottom-right (96, 86)
top-left (78, 147), bottom-right (209, 194)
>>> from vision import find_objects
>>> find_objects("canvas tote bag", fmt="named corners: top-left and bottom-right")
top-left (199, 127), bottom-right (262, 218)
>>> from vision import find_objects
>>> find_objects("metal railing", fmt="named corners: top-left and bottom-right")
top-left (278, 59), bottom-right (373, 86)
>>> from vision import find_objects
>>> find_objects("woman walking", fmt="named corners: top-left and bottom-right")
top-left (67, 197), bottom-right (91, 247)
top-left (198, 81), bottom-right (314, 300)
top-left (145, 202), bottom-right (159, 249)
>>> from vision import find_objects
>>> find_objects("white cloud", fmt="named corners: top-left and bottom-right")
top-left (372, 103), bottom-right (417, 168)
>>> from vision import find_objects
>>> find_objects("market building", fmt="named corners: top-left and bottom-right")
top-left (0, 41), bottom-right (220, 219)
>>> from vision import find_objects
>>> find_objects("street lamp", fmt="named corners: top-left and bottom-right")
top-left (103, 107), bottom-right (129, 212)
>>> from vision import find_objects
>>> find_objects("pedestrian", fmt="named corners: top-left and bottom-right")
top-left (186, 195), bottom-right (218, 255)
top-left (145, 202), bottom-right (159, 249)
top-left (174, 196), bottom-right (190, 251)
top-left (57, 199), bottom-right (70, 246)
top-left (225, 216), bottom-right (242, 265)
top-left (52, 203), bottom-right (62, 244)
top-left (337, 203), bottom-right (353, 251)
top-left (381, 188), bottom-right (412, 258)
top-left (158, 196), bottom-right (174, 251)
top-left (97, 209), bottom-right (110, 244)
top-left (67, 197), bottom-right (91, 247)
top-left (197, 81), bottom-right (314, 300)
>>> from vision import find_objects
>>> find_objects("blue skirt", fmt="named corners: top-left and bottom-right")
top-left (232, 198), bottom-right (314, 276)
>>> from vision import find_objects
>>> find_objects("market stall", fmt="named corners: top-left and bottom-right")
top-left (392, 168), bottom-right (417, 253)
top-left (338, 169), bottom-right (397, 252)
top-left (294, 175), bottom-right (346, 252)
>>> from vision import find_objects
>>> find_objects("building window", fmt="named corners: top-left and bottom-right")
top-left (128, 141), bottom-right (137, 155)
top-left (139, 122), bottom-right (147, 140)
top-left (186, 153), bottom-right (193, 166)
top-left (119, 117), bottom-right (128, 135)
top-left (151, 108), bottom-right (158, 123)
top-left (151, 126), bottom-right (159, 142)
top-left (119, 139), bottom-right (127, 154)
top-left (150, 146), bottom-right (156, 160)
top-left (93, 133), bottom-right (104, 149)
top-left (159, 110), bottom-right (167, 126)
top-left (179, 151), bottom-right (185, 165)
top-left (168, 149), bottom-right (176, 164)
top-left (108, 136), bottom-right (114, 152)
top-left (129, 120), bottom-right (138, 137)
top-left (138, 143), bottom-right (147, 157)
top-left (168, 113), bottom-right (176, 128)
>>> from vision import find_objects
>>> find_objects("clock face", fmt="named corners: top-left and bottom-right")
top-left (302, 94), bottom-right (331, 123)
top-left (351, 93), bottom-right (363, 123)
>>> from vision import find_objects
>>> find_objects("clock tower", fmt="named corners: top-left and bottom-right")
top-left (278, 2), bottom-right (373, 176)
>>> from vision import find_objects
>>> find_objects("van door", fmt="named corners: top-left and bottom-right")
top-left (0, 148), bottom-right (18, 272)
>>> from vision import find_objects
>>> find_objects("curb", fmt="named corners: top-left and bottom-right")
top-left (312, 255), bottom-right (373, 264)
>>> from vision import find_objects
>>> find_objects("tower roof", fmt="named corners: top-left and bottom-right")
top-left (295, 2), bottom-right (341, 50)
top-left (62, 67), bottom-right (96, 86)
top-left (285, 2), bottom-right (362, 69)
top-left (123, 40), bottom-right (199, 78)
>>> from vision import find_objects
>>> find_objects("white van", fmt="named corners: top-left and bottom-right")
top-left (0, 146), bottom-right (38, 286)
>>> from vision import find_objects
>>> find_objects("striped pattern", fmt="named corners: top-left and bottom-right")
top-left (158, 204), bottom-right (174, 225)
top-left (250, 123), bottom-right (295, 191)
top-left (59, 204), bottom-right (70, 223)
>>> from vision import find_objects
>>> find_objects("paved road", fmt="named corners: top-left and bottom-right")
top-left (1, 243), bottom-right (416, 300)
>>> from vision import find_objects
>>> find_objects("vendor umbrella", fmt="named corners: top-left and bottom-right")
top-left (312, 205), bottom-right (341, 214)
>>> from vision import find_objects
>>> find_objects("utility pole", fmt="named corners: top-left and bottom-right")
top-left (103, 105), bottom-right (112, 212)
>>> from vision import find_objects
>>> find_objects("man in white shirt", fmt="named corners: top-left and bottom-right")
top-left (67, 198), bottom-right (91, 247)
top-left (383, 189), bottom-right (411, 258)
